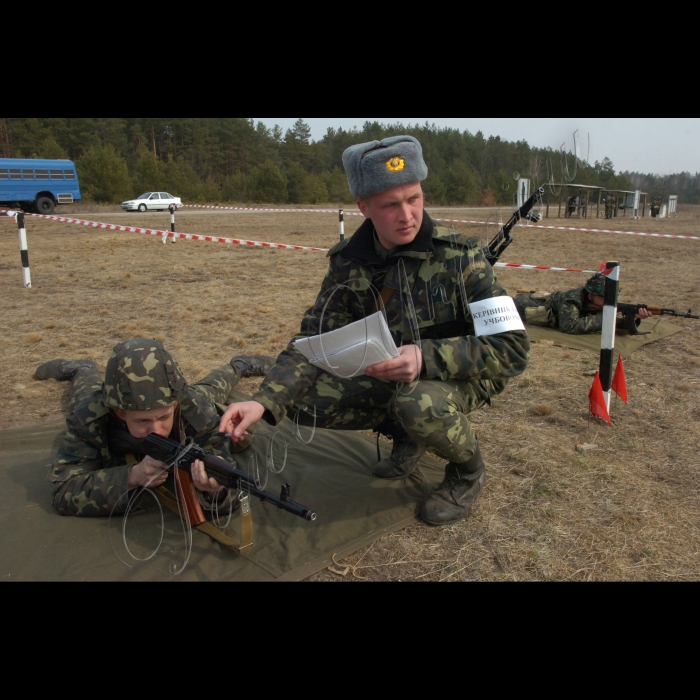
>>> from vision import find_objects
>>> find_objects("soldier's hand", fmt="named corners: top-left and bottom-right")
top-left (637, 308), bottom-right (654, 320)
top-left (191, 459), bottom-right (224, 498)
top-left (128, 455), bottom-right (168, 489)
top-left (365, 345), bottom-right (424, 383)
top-left (219, 401), bottom-right (265, 443)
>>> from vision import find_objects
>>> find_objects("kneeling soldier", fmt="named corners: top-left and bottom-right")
top-left (36, 338), bottom-right (274, 517)
top-left (219, 136), bottom-right (530, 527)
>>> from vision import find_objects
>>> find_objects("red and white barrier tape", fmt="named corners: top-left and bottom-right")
top-left (491, 221), bottom-right (700, 241)
top-left (496, 263), bottom-right (597, 274)
top-left (185, 204), bottom-right (700, 241)
top-left (0, 209), bottom-right (598, 274)
top-left (185, 204), bottom-right (366, 217)
top-left (0, 210), bottom-right (328, 252)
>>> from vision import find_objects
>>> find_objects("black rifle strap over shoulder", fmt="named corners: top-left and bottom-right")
top-left (373, 286), bottom-right (396, 314)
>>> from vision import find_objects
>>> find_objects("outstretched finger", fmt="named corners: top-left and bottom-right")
top-left (232, 413), bottom-right (256, 440)
top-left (219, 405), bottom-right (241, 434)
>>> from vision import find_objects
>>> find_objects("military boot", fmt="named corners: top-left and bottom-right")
top-left (373, 419), bottom-right (426, 480)
top-left (34, 359), bottom-right (99, 382)
top-left (421, 444), bottom-right (486, 526)
top-left (230, 355), bottom-right (276, 378)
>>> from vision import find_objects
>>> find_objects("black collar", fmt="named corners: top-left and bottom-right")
top-left (339, 211), bottom-right (436, 266)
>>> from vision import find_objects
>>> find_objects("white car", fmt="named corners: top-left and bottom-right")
top-left (121, 192), bottom-right (183, 212)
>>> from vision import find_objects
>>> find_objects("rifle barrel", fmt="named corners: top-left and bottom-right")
top-left (143, 434), bottom-right (317, 522)
top-left (202, 455), bottom-right (316, 521)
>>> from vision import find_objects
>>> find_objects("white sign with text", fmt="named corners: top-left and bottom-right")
top-left (470, 297), bottom-right (525, 337)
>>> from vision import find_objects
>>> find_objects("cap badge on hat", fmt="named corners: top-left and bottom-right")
top-left (386, 157), bottom-right (405, 173)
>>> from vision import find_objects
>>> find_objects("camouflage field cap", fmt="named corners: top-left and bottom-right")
top-left (585, 273), bottom-right (606, 296)
top-left (103, 338), bottom-right (187, 411)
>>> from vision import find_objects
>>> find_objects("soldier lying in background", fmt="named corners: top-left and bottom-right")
top-left (514, 273), bottom-right (653, 335)
top-left (35, 338), bottom-right (274, 518)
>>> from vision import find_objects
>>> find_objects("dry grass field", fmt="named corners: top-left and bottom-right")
top-left (1, 202), bottom-right (699, 581)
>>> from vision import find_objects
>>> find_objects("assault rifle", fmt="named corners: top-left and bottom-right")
top-left (515, 291), bottom-right (700, 335)
top-left (483, 186), bottom-right (545, 266)
top-left (143, 433), bottom-right (317, 522)
top-left (617, 303), bottom-right (700, 336)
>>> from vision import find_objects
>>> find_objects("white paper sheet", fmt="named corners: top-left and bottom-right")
top-left (293, 311), bottom-right (399, 378)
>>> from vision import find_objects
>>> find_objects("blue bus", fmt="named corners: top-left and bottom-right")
top-left (0, 158), bottom-right (82, 214)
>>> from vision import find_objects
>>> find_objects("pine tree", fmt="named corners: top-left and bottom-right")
top-left (222, 173), bottom-right (247, 203)
top-left (444, 160), bottom-right (480, 205)
top-left (2, 118), bottom-right (648, 206)
top-left (32, 137), bottom-right (68, 160)
top-left (165, 155), bottom-right (204, 202)
top-left (322, 167), bottom-right (354, 204)
top-left (282, 119), bottom-right (312, 170)
top-left (287, 164), bottom-right (311, 204)
top-left (130, 145), bottom-right (166, 195)
top-left (246, 161), bottom-right (288, 203)
top-left (0, 118), bottom-right (13, 158)
top-left (307, 175), bottom-right (329, 204)
top-left (77, 144), bottom-right (132, 203)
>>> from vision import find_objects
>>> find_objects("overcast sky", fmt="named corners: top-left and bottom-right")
top-left (253, 118), bottom-right (699, 175)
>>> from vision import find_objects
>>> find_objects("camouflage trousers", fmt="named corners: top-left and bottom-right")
top-left (290, 372), bottom-right (508, 464)
top-left (514, 293), bottom-right (553, 328)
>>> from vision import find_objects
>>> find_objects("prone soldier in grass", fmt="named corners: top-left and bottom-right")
top-left (219, 136), bottom-right (531, 527)
top-left (514, 273), bottom-right (653, 335)
top-left (36, 338), bottom-right (274, 517)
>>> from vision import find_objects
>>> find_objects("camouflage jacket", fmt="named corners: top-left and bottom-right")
top-left (253, 213), bottom-right (531, 424)
top-left (47, 371), bottom-right (238, 517)
top-left (545, 286), bottom-right (604, 334)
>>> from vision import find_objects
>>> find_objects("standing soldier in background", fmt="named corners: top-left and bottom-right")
top-left (604, 193), bottom-right (616, 219)
top-left (650, 197), bottom-right (661, 218)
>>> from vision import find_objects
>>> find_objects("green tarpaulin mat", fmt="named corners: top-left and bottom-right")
top-left (0, 392), bottom-right (445, 582)
top-left (524, 318), bottom-right (683, 356)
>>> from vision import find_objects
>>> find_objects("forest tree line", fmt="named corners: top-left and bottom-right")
top-left (1, 118), bottom-right (697, 205)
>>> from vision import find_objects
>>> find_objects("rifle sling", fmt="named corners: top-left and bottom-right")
top-left (154, 486), bottom-right (254, 553)
top-left (373, 286), bottom-right (396, 314)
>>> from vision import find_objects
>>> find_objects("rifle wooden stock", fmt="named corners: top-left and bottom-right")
top-left (174, 468), bottom-right (207, 527)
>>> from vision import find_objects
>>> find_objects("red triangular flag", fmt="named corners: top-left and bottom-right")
top-left (589, 372), bottom-right (612, 425)
top-left (612, 355), bottom-right (628, 403)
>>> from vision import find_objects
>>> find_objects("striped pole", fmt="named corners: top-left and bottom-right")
top-left (163, 205), bottom-right (176, 244)
top-left (599, 261), bottom-right (620, 410)
top-left (339, 209), bottom-right (345, 242)
top-left (170, 205), bottom-right (176, 244)
top-left (16, 212), bottom-right (32, 288)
